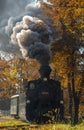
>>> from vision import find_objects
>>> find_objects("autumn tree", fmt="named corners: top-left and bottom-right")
top-left (42, 0), bottom-right (84, 124)
top-left (0, 53), bottom-right (40, 98)
top-left (0, 58), bottom-right (10, 98)
top-left (4, 58), bottom-right (40, 97)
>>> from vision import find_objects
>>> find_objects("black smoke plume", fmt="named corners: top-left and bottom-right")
top-left (0, 0), bottom-right (53, 65)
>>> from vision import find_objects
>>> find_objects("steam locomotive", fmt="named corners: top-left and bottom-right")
top-left (10, 65), bottom-right (64, 123)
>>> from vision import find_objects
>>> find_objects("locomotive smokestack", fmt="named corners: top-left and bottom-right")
top-left (39, 65), bottom-right (51, 79)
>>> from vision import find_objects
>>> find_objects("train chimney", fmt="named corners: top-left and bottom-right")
top-left (39, 65), bottom-right (51, 80)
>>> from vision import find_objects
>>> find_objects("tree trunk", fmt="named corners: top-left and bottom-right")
top-left (73, 94), bottom-right (80, 125)
top-left (68, 81), bottom-right (73, 122)
top-left (72, 71), bottom-right (80, 125)
top-left (71, 72), bottom-right (75, 124)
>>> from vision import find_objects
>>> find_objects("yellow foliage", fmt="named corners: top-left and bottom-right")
top-left (43, 0), bottom-right (83, 36)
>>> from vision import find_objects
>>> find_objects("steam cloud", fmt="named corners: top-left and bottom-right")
top-left (0, 0), bottom-right (52, 65)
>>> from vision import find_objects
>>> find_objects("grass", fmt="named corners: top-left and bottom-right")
top-left (0, 117), bottom-right (84, 130)
top-left (0, 117), bottom-right (27, 126)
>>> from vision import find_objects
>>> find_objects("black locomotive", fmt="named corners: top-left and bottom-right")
top-left (10, 65), bottom-right (64, 123)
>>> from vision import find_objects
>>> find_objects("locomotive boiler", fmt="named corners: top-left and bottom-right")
top-left (10, 65), bottom-right (64, 123)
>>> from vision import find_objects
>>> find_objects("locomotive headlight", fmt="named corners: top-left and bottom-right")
top-left (26, 100), bottom-right (30, 104)
top-left (29, 83), bottom-right (35, 90)
top-left (60, 100), bottom-right (64, 104)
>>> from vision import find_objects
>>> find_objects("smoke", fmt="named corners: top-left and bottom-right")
top-left (0, 0), bottom-right (53, 65)
top-left (28, 42), bottom-right (51, 65)
top-left (12, 15), bottom-right (52, 65)
top-left (0, 0), bottom-right (33, 57)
